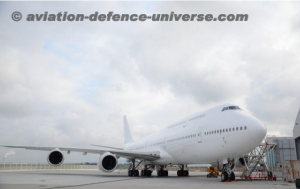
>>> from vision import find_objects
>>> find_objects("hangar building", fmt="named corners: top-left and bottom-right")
top-left (293, 109), bottom-right (300, 159)
top-left (266, 137), bottom-right (296, 167)
top-left (266, 109), bottom-right (300, 167)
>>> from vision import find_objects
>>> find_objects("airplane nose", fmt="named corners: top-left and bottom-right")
top-left (248, 119), bottom-right (267, 142)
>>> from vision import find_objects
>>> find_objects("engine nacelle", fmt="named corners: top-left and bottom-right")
top-left (47, 149), bottom-right (64, 166)
top-left (98, 152), bottom-right (118, 172)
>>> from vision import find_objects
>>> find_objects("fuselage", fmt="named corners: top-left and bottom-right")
top-left (124, 104), bottom-right (267, 165)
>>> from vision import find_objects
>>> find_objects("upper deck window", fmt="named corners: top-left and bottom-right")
top-left (222, 106), bottom-right (242, 111)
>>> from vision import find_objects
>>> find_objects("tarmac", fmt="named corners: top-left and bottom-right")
top-left (0, 170), bottom-right (295, 189)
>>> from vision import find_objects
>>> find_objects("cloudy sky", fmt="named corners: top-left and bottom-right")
top-left (0, 1), bottom-right (300, 163)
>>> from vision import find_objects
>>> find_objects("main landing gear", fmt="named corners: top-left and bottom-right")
top-left (221, 159), bottom-right (235, 182)
top-left (127, 159), bottom-right (154, 177)
top-left (177, 165), bottom-right (189, 177)
top-left (141, 165), bottom-right (153, 177)
top-left (128, 159), bottom-right (146, 177)
top-left (157, 166), bottom-right (168, 177)
top-left (128, 159), bottom-right (139, 177)
top-left (128, 169), bottom-right (139, 177)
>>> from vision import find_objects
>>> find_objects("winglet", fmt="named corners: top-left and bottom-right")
top-left (124, 116), bottom-right (134, 144)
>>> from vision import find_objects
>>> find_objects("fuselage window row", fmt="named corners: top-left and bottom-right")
top-left (204, 126), bottom-right (247, 135)
top-left (167, 133), bottom-right (198, 143)
top-left (189, 114), bottom-right (205, 122)
top-left (142, 126), bottom-right (245, 147)
top-left (119, 126), bottom-right (247, 149)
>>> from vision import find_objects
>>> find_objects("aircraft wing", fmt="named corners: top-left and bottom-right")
top-left (90, 144), bottom-right (123, 150)
top-left (0, 145), bottom-right (160, 161)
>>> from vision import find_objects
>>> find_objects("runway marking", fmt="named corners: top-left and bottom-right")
top-left (45, 178), bottom-right (143, 189)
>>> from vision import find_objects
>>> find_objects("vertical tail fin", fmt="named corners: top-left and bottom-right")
top-left (124, 116), bottom-right (134, 144)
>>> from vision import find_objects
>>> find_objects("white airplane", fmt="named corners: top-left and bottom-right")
top-left (1, 104), bottom-right (267, 181)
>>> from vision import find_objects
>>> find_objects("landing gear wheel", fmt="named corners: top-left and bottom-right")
top-left (158, 170), bottom-right (168, 177)
top-left (128, 170), bottom-right (133, 177)
top-left (207, 172), bottom-right (214, 178)
top-left (143, 170), bottom-right (151, 177)
top-left (268, 171), bottom-right (273, 180)
top-left (221, 172), bottom-right (228, 182)
top-left (141, 170), bottom-right (144, 176)
top-left (230, 172), bottom-right (235, 181)
top-left (133, 170), bottom-right (139, 176)
top-left (177, 170), bottom-right (188, 176)
top-left (158, 170), bottom-right (162, 177)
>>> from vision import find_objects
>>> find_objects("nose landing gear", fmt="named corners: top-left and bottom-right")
top-left (221, 159), bottom-right (236, 182)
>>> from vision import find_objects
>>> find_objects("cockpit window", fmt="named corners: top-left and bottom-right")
top-left (229, 106), bottom-right (241, 110)
top-left (222, 106), bottom-right (242, 111)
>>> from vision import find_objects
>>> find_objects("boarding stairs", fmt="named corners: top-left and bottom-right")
top-left (238, 137), bottom-right (276, 180)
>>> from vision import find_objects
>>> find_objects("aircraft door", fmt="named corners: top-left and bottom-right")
top-left (197, 127), bottom-right (203, 143)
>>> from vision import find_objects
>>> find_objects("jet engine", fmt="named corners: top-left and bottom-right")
top-left (47, 149), bottom-right (64, 166)
top-left (98, 152), bottom-right (118, 172)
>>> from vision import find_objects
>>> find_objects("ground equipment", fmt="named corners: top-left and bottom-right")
top-left (207, 166), bottom-right (221, 178)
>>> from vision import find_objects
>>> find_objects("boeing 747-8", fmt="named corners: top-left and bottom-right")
top-left (1, 104), bottom-right (267, 181)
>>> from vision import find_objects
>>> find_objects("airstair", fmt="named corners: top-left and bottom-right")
top-left (237, 137), bottom-right (277, 181)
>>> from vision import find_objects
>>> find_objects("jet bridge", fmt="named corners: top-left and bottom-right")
top-left (237, 137), bottom-right (277, 181)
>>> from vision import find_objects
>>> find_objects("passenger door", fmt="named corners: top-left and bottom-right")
top-left (197, 127), bottom-right (203, 143)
